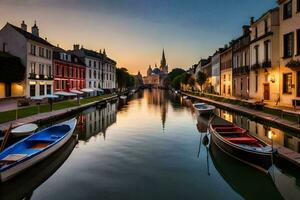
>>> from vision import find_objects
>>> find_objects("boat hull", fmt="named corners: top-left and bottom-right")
top-left (210, 125), bottom-right (273, 172)
top-left (0, 119), bottom-right (76, 182)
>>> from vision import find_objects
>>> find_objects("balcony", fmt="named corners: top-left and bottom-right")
top-left (251, 63), bottom-right (261, 71)
top-left (28, 73), bottom-right (53, 80)
top-left (262, 61), bottom-right (271, 69)
top-left (233, 66), bottom-right (250, 76)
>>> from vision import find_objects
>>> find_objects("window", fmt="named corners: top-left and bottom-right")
top-left (283, 1), bottom-right (292, 20)
top-left (89, 60), bottom-right (91, 67)
top-left (264, 41), bottom-right (269, 62)
top-left (39, 47), bottom-right (44, 57)
top-left (39, 64), bottom-right (44, 75)
top-left (247, 77), bottom-right (250, 92)
top-left (223, 84), bottom-right (226, 94)
top-left (255, 27), bottom-right (258, 39)
top-left (48, 65), bottom-right (52, 76)
top-left (30, 85), bottom-right (36, 96)
top-left (47, 85), bottom-right (51, 94)
top-left (94, 61), bottom-right (96, 68)
top-left (255, 45), bottom-right (259, 64)
top-left (297, 29), bottom-right (300, 55)
top-left (30, 62), bottom-right (36, 73)
top-left (30, 44), bottom-right (36, 55)
top-left (56, 81), bottom-right (60, 89)
top-left (89, 69), bottom-right (92, 79)
top-left (240, 78), bottom-right (243, 91)
top-left (2, 42), bottom-right (6, 52)
top-left (264, 20), bottom-right (268, 34)
top-left (40, 85), bottom-right (45, 96)
top-left (284, 32), bottom-right (294, 58)
top-left (298, 0), bottom-right (300, 12)
top-left (283, 73), bottom-right (292, 94)
top-left (255, 72), bottom-right (258, 92)
top-left (228, 85), bottom-right (231, 95)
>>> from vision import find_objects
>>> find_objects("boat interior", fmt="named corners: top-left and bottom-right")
top-left (212, 124), bottom-right (265, 148)
top-left (0, 125), bottom-right (70, 165)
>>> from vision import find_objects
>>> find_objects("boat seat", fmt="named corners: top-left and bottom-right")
top-left (225, 137), bottom-right (257, 144)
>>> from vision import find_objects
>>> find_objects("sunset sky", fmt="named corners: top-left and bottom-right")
top-left (0, 0), bottom-right (276, 75)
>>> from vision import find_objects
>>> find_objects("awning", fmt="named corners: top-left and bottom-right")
top-left (70, 89), bottom-right (84, 95)
top-left (81, 88), bottom-right (94, 93)
top-left (44, 94), bottom-right (59, 98)
top-left (30, 95), bottom-right (59, 100)
top-left (30, 96), bottom-right (45, 101)
top-left (94, 88), bottom-right (104, 92)
top-left (54, 91), bottom-right (77, 97)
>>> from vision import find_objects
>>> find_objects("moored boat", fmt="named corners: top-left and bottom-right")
top-left (193, 103), bottom-right (215, 115)
top-left (120, 95), bottom-right (127, 100)
top-left (209, 121), bottom-right (275, 172)
top-left (11, 123), bottom-right (38, 137)
top-left (0, 118), bottom-right (77, 182)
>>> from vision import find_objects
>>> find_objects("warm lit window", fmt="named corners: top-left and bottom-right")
top-left (297, 29), bottom-right (300, 55)
top-left (283, 73), bottom-right (292, 94)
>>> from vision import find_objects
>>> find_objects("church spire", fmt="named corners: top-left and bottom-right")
top-left (160, 49), bottom-right (167, 73)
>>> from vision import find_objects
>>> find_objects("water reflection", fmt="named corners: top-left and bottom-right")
top-left (76, 103), bottom-right (117, 141)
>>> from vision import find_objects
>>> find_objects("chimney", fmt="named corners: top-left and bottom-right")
top-left (31, 21), bottom-right (39, 37)
top-left (242, 25), bottom-right (250, 35)
top-left (73, 44), bottom-right (80, 50)
top-left (21, 20), bottom-right (27, 32)
top-left (250, 17), bottom-right (255, 25)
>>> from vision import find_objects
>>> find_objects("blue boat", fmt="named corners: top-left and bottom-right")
top-left (0, 118), bottom-right (77, 182)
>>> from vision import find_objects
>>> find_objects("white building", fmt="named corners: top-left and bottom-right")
top-left (0, 21), bottom-right (54, 97)
top-left (212, 51), bottom-right (221, 94)
top-left (249, 8), bottom-right (280, 103)
top-left (71, 46), bottom-right (116, 93)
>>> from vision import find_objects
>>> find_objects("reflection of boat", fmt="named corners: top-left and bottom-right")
top-left (196, 115), bottom-right (209, 133)
top-left (194, 103), bottom-right (215, 115)
top-left (11, 123), bottom-right (38, 137)
top-left (0, 135), bottom-right (77, 200)
top-left (210, 120), bottom-right (274, 172)
top-left (209, 142), bottom-right (283, 200)
top-left (0, 118), bottom-right (77, 182)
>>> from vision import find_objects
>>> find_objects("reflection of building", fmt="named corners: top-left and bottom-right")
top-left (143, 49), bottom-right (168, 87)
top-left (146, 89), bottom-right (168, 130)
top-left (0, 21), bottom-right (54, 97)
top-left (77, 103), bottom-right (117, 141)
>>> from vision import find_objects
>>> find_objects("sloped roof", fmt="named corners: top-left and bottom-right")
top-left (8, 23), bottom-right (54, 47)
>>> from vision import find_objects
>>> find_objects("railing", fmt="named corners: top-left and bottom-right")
top-left (28, 73), bottom-right (53, 80)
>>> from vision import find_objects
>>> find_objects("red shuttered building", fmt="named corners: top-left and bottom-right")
top-left (53, 48), bottom-right (86, 92)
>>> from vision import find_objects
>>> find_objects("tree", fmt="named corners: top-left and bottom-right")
top-left (171, 75), bottom-right (182, 90)
top-left (196, 71), bottom-right (207, 91)
top-left (116, 67), bottom-right (136, 92)
top-left (168, 68), bottom-right (186, 82)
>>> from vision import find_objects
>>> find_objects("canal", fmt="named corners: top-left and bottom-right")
top-left (1, 89), bottom-right (299, 200)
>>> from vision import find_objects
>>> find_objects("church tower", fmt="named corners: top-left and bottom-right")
top-left (160, 49), bottom-right (168, 73)
top-left (147, 65), bottom-right (152, 76)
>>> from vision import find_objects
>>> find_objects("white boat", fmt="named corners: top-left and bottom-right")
top-left (120, 95), bottom-right (127, 100)
top-left (0, 118), bottom-right (77, 182)
top-left (11, 123), bottom-right (38, 137)
top-left (193, 103), bottom-right (215, 115)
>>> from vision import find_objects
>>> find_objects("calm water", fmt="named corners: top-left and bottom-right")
top-left (1, 89), bottom-right (300, 200)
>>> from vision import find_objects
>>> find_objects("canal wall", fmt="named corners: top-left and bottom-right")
top-left (182, 92), bottom-right (300, 168)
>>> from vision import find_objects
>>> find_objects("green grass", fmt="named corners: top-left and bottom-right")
top-left (0, 94), bottom-right (113, 124)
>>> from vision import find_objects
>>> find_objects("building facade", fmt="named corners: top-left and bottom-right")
top-left (212, 50), bottom-right (221, 94)
top-left (143, 50), bottom-right (168, 87)
top-left (71, 45), bottom-right (116, 92)
top-left (232, 26), bottom-right (251, 99)
top-left (249, 9), bottom-right (280, 103)
top-left (53, 47), bottom-right (86, 92)
top-left (0, 21), bottom-right (54, 98)
top-left (220, 46), bottom-right (233, 97)
top-left (196, 57), bottom-right (212, 92)
top-left (278, 0), bottom-right (300, 107)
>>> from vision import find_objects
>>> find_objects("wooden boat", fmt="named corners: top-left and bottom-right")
top-left (0, 136), bottom-right (77, 200)
top-left (11, 123), bottom-right (38, 137)
top-left (0, 118), bottom-right (77, 182)
top-left (209, 122), bottom-right (275, 172)
top-left (193, 103), bottom-right (215, 115)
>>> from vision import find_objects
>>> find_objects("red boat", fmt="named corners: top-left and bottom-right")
top-left (210, 123), bottom-right (275, 173)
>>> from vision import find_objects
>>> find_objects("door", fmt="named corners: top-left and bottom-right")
top-left (4, 83), bottom-right (11, 97)
top-left (297, 71), bottom-right (300, 97)
top-left (263, 83), bottom-right (270, 100)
